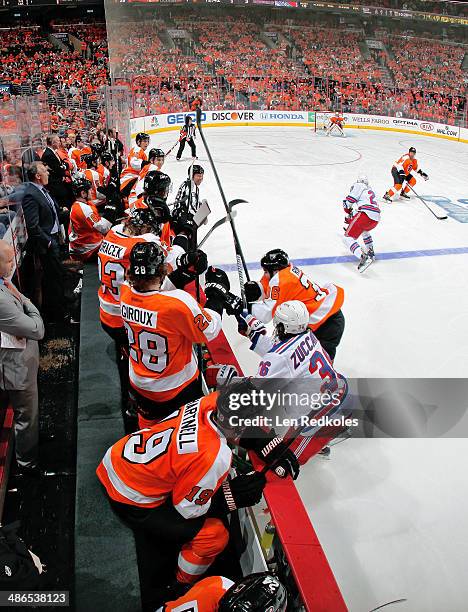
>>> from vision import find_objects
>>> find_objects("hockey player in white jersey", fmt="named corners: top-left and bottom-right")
top-left (342, 174), bottom-right (380, 273)
top-left (238, 301), bottom-right (349, 465)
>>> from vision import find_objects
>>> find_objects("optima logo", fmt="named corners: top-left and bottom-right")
top-left (211, 111), bottom-right (254, 121)
top-left (420, 123), bottom-right (434, 131)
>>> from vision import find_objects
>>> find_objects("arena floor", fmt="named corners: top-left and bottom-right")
top-left (154, 125), bottom-right (468, 611)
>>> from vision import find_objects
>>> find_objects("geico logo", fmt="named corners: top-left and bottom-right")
top-left (167, 112), bottom-right (206, 125)
top-left (211, 112), bottom-right (254, 121)
top-left (420, 123), bottom-right (434, 131)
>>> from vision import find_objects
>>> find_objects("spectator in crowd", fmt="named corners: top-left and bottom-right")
top-left (0, 240), bottom-right (44, 476)
top-left (41, 134), bottom-right (73, 207)
top-left (21, 162), bottom-right (67, 324)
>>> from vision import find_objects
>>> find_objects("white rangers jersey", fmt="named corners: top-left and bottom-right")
top-left (250, 329), bottom-right (349, 436)
top-left (345, 182), bottom-right (380, 222)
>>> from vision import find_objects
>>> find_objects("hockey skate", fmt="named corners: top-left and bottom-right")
top-left (367, 247), bottom-right (375, 261)
top-left (383, 192), bottom-right (392, 202)
top-left (400, 192), bottom-right (410, 199)
top-left (358, 252), bottom-right (373, 273)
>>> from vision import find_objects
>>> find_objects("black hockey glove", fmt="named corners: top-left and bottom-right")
top-left (171, 207), bottom-right (195, 236)
top-left (211, 472), bottom-right (266, 514)
top-left (204, 266), bottom-right (230, 314)
top-left (241, 430), bottom-right (300, 480)
top-left (417, 169), bottom-right (429, 181)
top-left (224, 293), bottom-right (243, 317)
top-left (101, 203), bottom-right (118, 224)
top-left (177, 250), bottom-right (208, 275)
top-left (244, 280), bottom-right (263, 303)
top-left (169, 250), bottom-right (208, 289)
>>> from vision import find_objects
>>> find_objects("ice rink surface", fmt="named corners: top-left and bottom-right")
top-left (155, 126), bottom-right (468, 611)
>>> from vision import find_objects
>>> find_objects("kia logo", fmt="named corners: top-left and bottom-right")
top-left (420, 123), bottom-right (433, 131)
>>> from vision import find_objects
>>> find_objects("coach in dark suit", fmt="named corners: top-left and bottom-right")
top-left (0, 240), bottom-right (44, 473)
top-left (22, 161), bottom-right (66, 323)
top-left (41, 134), bottom-right (71, 206)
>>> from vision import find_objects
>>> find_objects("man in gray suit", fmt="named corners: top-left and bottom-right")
top-left (0, 240), bottom-right (44, 474)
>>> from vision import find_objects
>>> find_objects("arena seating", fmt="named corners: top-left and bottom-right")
top-left (0, 13), bottom-right (467, 146)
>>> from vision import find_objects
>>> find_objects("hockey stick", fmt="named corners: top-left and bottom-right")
top-left (196, 107), bottom-right (250, 307)
top-left (406, 183), bottom-right (448, 220)
top-left (197, 199), bottom-right (247, 248)
top-left (165, 138), bottom-right (181, 157)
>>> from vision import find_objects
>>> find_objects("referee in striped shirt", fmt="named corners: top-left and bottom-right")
top-left (176, 116), bottom-right (197, 161)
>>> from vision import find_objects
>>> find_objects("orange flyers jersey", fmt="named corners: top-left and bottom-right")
top-left (120, 282), bottom-right (222, 401)
top-left (68, 146), bottom-right (83, 171)
top-left (129, 162), bottom-right (159, 206)
top-left (84, 168), bottom-right (105, 205)
top-left (98, 224), bottom-right (159, 328)
top-left (158, 576), bottom-right (234, 612)
top-left (96, 393), bottom-right (232, 517)
top-left (253, 264), bottom-right (344, 331)
top-left (331, 115), bottom-right (344, 124)
top-left (98, 224), bottom-right (182, 328)
top-left (69, 201), bottom-right (111, 258)
top-left (127, 195), bottom-right (146, 213)
top-left (394, 153), bottom-right (418, 175)
top-left (121, 146), bottom-right (147, 181)
top-left (97, 164), bottom-right (110, 186)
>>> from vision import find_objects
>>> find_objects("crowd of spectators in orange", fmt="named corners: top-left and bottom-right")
top-left (1, 13), bottom-right (467, 129)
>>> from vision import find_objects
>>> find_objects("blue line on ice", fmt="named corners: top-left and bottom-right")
top-left (216, 246), bottom-right (468, 271)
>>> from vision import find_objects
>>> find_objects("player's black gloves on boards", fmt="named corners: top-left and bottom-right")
top-left (211, 472), bottom-right (266, 514)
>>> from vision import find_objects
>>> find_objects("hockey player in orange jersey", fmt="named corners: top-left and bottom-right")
top-left (98, 207), bottom-right (177, 424)
top-left (120, 242), bottom-right (241, 425)
top-left (325, 111), bottom-right (346, 137)
top-left (120, 131), bottom-right (150, 198)
top-left (96, 151), bottom-right (115, 188)
top-left (97, 384), bottom-right (297, 609)
top-left (82, 153), bottom-right (106, 206)
top-left (158, 572), bottom-right (287, 612)
top-left (383, 146), bottom-right (429, 202)
top-left (68, 177), bottom-right (113, 261)
top-left (244, 249), bottom-right (345, 360)
top-left (128, 170), bottom-right (175, 249)
top-left (128, 148), bottom-right (165, 208)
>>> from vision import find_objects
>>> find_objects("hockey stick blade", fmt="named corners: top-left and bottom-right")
top-left (407, 184), bottom-right (447, 220)
top-left (228, 198), bottom-right (248, 211)
top-left (197, 210), bottom-right (237, 248)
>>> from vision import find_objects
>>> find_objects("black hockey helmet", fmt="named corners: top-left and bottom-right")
top-left (128, 242), bottom-right (165, 277)
top-left (90, 143), bottom-right (103, 157)
top-left (148, 148), bottom-right (165, 161)
top-left (143, 170), bottom-right (171, 200)
top-left (72, 177), bottom-right (92, 197)
top-left (191, 164), bottom-right (204, 176)
top-left (218, 573), bottom-right (287, 612)
top-left (260, 249), bottom-right (289, 274)
top-left (128, 208), bottom-right (161, 234)
top-left (81, 153), bottom-right (99, 168)
top-left (409, 147), bottom-right (416, 154)
top-left (136, 132), bottom-right (150, 145)
top-left (145, 197), bottom-right (171, 224)
top-left (101, 152), bottom-right (114, 164)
